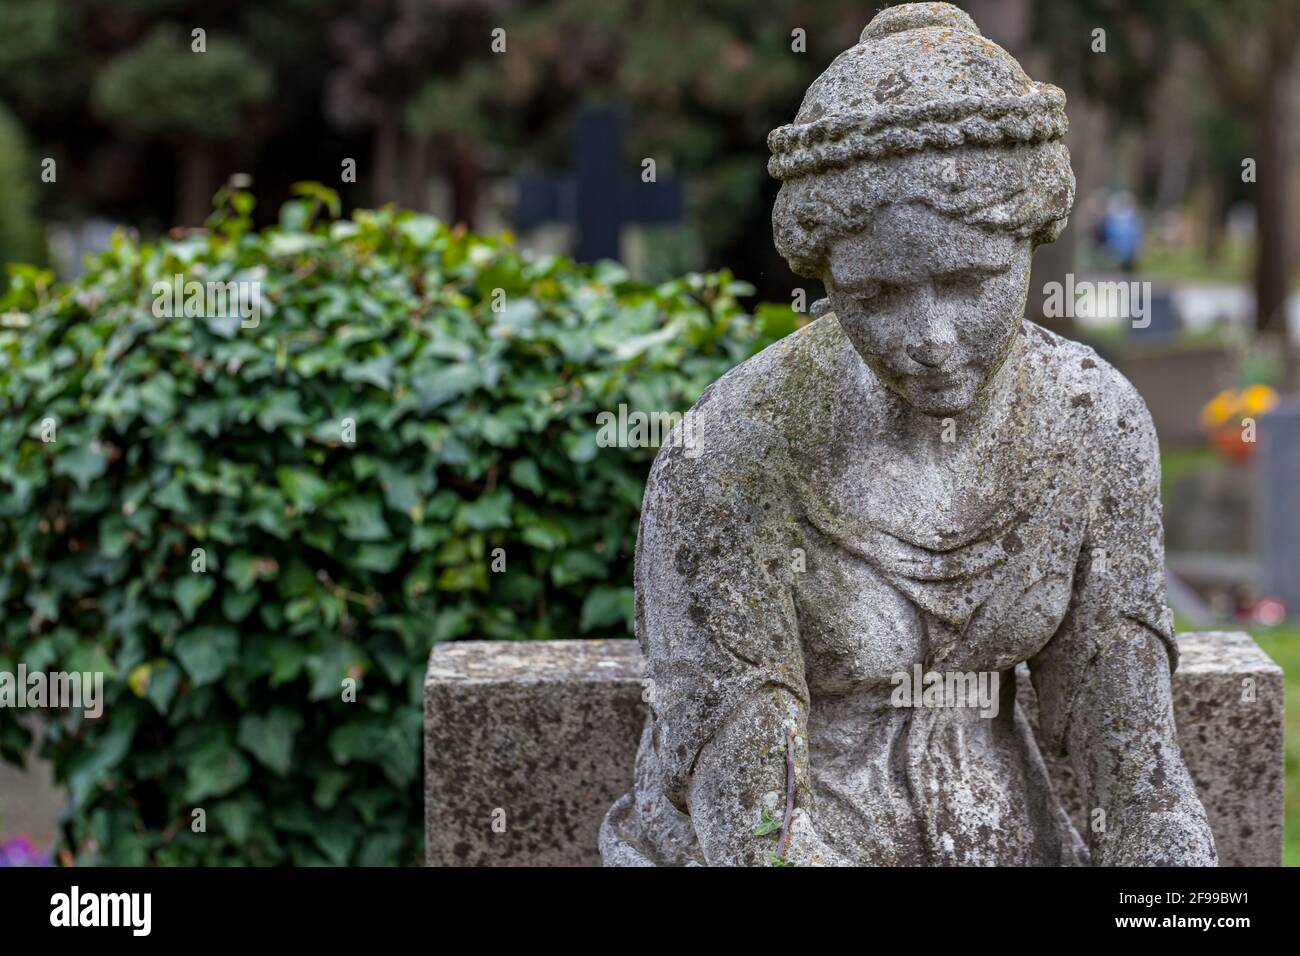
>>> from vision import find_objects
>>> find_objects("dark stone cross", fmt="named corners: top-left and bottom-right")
top-left (515, 107), bottom-right (684, 262)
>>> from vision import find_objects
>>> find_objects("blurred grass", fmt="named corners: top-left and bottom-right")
top-left (1247, 627), bottom-right (1298, 866)
top-left (1160, 446), bottom-right (1218, 506)
top-left (1139, 238), bottom-right (1254, 285)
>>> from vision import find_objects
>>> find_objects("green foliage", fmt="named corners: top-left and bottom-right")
top-left (1248, 626), bottom-right (1300, 868)
top-left (92, 24), bottom-right (272, 140)
top-left (753, 807), bottom-right (782, 837)
top-left (0, 181), bottom-right (795, 865)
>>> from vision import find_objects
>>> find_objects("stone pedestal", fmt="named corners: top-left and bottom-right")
top-left (1168, 632), bottom-right (1285, 866)
top-left (424, 632), bottom-right (1284, 866)
top-left (423, 639), bottom-right (645, 866)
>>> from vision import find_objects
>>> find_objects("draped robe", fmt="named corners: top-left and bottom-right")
top-left (599, 316), bottom-right (1180, 866)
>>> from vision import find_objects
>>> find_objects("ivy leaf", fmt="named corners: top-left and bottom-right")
top-left (579, 585), bottom-right (634, 633)
top-left (329, 495), bottom-right (390, 541)
top-left (185, 740), bottom-right (251, 802)
top-left (205, 314), bottom-right (242, 338)
top-left (53, 444), bottom-right (108, 491)
top-left (328, 720), bottom-right (417, 787)
top-left (214, 798), bottom-right (257, 843)
top-left (554, 550), bottom-right (607, 586)
top-left (222, 552), bottom-right (260, 592)
top-left (66, 722), bottom-right (136, 808)
top-left (376, 464), bottom-right (421, 513)
top-left (521, 519), bottom-right (566, 551)
top-left (508, 458), bottom-right (544, 495)
top-left (343, 354), bottom-right (394, 390)
top-left (268, 638), bottom-right (306, 687)
top-left (237, 710), bottom-right (303, 776)
top-left (305, 644), bottom-right (365, 700)
top-left (459, 489), bottom-right (513, 530)
top-left (175, 626), bottom-right (240, 686)
top-left (145, 662), bottom-right (182, 714)
top-left (277, 468), bottom-right (331, 511)
top-left (754, 808), bottom-right (782, 838)
top-left (173, 573), bottom-right (215, 621)
top-left (354, 541), bottom-right (405, 573)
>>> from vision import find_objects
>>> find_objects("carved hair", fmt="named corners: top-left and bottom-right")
top-left (771, 140), bottom-right (1075, 280)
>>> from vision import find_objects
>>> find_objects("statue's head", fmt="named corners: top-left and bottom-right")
top-left (768, 2), bottom-right (1075, 417)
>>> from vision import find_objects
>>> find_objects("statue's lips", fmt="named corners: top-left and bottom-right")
top-left (906, 369), bottom-right (963, 390)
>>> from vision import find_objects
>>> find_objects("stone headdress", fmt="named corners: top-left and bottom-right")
top-left (769, 3), bottom-right (1075, 280)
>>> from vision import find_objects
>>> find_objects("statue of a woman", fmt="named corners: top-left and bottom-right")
top-left (600, 3), bottom-right (1217, 866)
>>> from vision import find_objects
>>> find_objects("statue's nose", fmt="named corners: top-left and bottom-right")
top-left (907, 340), bottom-right (953, 368)
top-left (906, 286), bottom-right (958, 368)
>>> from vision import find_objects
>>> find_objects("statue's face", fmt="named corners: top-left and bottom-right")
top-left (826, 204), bottom-right (1032, 417)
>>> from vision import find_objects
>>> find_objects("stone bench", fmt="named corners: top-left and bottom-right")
top-left (424, 632), bottom-right (1284, 866)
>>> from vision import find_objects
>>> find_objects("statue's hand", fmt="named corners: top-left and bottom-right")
top-left (1102, 807), bottom-right (1218, 867)
top-left (780, 809), bottom-right (854, 867)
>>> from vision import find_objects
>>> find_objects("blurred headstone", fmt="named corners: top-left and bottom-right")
top-left (1257, 399), bottom-right (1300, 617)
top-left (46, 219), bottom-right (120, 281)
top-left (515, 107), bottom-right (683, 262)
top-left (1130, 287), bottom-right (1181, 340)
top-left (1164, 460), bottom-right (1254, 554)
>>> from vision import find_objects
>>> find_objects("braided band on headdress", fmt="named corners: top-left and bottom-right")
top-left (767, 87), bottom-right (1067, 182)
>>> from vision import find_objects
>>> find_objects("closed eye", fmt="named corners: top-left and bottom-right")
top-left (844, 280), bottom-right (887, 303)
top-left (936, 267), bottom-right (1002, 292)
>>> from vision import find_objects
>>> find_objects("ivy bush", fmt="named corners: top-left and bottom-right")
top-left (0, 182), bottom-right (796, 865)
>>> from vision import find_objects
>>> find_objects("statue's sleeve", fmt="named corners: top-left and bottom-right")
top-left (1029, 384), bottom-right (1176, 756)
top-left (636, 438), bottom-right (806, 812)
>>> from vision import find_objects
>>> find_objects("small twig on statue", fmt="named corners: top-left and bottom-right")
top-left (777, 725), bottom-right (796, 859)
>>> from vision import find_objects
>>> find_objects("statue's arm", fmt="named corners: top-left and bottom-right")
top-left (636, 421), bottom-right (850, 865)
top-left (1033, 378), bottom-right (1215, 865)
top-left (688, 688), bottom-right (852, 866)
top-left (1065, 624), bottom-right (1216, 865)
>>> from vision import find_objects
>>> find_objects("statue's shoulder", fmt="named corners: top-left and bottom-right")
top-left (701, 311), bottom-right (846, 405)
top-left (646, 316), bottom-right (848, 494)
top-left (1019, 320), bottom-right (1158, 458)
top-left (692, 314), bottom-right (846, 441)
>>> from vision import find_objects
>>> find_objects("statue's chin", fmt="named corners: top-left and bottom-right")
top-left (878, 370), bottom-right (981, 418)
top-left (904, 393), bottom-right (975, 418)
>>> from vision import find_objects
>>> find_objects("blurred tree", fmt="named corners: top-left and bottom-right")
top-left (1195, 109), bottom-right (1253, 263)
top-left (325, 0), bottom-right (511, 212)
top-left (5, 0), bottom-right (1287, 320)
top-left (1047, 0), bottom-right (1300, 334)
top-left (1172, 0), bottom-right (1300, 335)
top-left (405, 63), bottom-right (503, 225)
top-left (0, 101), bottom-right (43, 270)
top-left (1026, 0), bottom-right (1300, 345)
top-left (0, 0), bottom-right (81, 121)
top-left (406, 0), bottom-right (865, 295)
top-left (92, 23), bottom-right (273, 225)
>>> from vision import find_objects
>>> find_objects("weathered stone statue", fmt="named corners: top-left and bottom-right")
top-left (600, 3), bottom-right (1217, 866)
